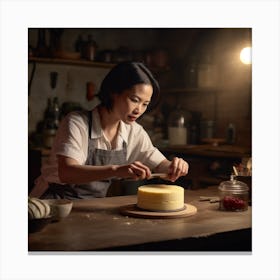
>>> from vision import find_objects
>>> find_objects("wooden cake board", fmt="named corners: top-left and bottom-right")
top-left (119, 203), bottom-right (197, 219)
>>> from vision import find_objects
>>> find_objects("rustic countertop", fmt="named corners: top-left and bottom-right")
top-left (28, 186), bottom-right (252, 252)
top-left (159, 144), bottom-right (251, 158)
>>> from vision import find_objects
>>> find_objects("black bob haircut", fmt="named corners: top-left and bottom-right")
top-left (97, 61), bottom-right (160, 112)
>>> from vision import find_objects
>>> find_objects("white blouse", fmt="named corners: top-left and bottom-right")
top-left (35, 108), bottom-right (166, 188)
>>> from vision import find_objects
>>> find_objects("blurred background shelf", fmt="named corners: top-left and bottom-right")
top-left (28, 56), bottom-right (115, 69)
top-left (162, 87), bottom-right (219, 94)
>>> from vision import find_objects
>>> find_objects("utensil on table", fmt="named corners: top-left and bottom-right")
top-left (122, 173), bottom-right (168, 181)
top-left (232, 166), bottom-right (238, 176)
top-left (246, 158), bottom-right (252, 175)
top-left (233, 157), bottom-right (252, 176)
top-left (199, 196), bottom-right (220, 203)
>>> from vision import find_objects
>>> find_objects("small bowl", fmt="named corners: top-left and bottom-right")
top-left (28, 216), bottom-right (53, 233)
top-left (43, 199), bottom-right (73, 221)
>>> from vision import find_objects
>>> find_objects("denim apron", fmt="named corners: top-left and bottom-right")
top-left (44, 111), bottom-right (127, 199)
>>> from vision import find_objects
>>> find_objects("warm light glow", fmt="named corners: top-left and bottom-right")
top-left (240, 47), bottom-right (252, 64)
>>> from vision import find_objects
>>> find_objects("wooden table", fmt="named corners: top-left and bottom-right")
top-left (28, 187), bottom-right (252, 252)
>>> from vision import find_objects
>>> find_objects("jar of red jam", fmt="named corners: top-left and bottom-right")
top-left (218, 175), bottom-right (249, 211)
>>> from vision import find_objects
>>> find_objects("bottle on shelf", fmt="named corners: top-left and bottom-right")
top-left (43, 97), bottom-right (60, 148)
top-left (35, 28), bottom-right (49, 57)
top-left (189, 111), bottom-right (201, 144)
top-left (226, 123), bottom-right (236, 144)
top-left (75, 35), bottom-right (84, 55)
top-left (52, 97), bottom-right (60, 129)
top-left (44, 98), bottom-right (53, 120)
top-left (50, 72), bottom-right (58, 90)
top-left (84, 35), bottom-right (97, 61)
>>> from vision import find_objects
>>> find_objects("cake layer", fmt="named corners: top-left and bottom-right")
top-left (137, 184), bottom-right (184, 211)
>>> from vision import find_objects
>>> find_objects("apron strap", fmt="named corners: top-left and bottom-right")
top-left (88, 110), bottom-right (93, 139)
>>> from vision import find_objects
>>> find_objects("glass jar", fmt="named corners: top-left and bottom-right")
top-left (218, 175), bottom-right (249, 211)
top-left (168, 106), bottom-right (188, 145)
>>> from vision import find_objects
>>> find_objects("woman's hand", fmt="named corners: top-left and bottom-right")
top-left (155, 157), bottom-right (189, 182)
top-left (114, 161), bottom-right (152, 180)
top-left (56, 156), bottom-right (151, 184)
top-left (167, 157), bottom-right (189, 182)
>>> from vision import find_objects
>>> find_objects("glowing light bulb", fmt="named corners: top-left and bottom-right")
top-left (240, 47), bottom-right (252, 64)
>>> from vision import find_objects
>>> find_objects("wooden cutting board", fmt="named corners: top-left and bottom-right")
top-left (119, 203), bottom-right (197, 219)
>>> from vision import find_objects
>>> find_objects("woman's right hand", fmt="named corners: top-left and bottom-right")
top-left (56, 156), bottom-right (151, 183)
top-left (114, 161), bottom-right (151, 180)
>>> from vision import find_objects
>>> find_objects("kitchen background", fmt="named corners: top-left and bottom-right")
top-left (28, 28), bottom-right (252, 193)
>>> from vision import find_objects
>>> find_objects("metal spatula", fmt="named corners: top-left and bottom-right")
top-left (121, 173), bottom-right (168, 181)
top-left (148, 173), bottom-right (169, 180)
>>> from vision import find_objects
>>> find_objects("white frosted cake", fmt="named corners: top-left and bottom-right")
top-left (137, 184), bottom-right (185, 211)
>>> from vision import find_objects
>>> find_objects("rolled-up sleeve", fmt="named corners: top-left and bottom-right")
top-left (127, 124), bottom-right (166, 169)
top-left (53, 112), bottom-right (88, 164)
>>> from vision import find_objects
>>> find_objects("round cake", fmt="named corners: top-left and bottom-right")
top-left (137, 184), bottom-right (185, 212)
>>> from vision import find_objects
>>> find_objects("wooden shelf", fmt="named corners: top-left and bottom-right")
top-left (28, 56), bottom-right (115, 69)
top-left (162, 87), bottom-right (218, 94)
top-left (28, 57), bottom-right (174, 72)
top-left (160, 144), bottom-right (251, 159)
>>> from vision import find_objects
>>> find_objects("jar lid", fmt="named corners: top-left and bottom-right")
top-left (168, 106), bottom-right (191, 128)
top-left (218, 175), bottom-right (249, 193)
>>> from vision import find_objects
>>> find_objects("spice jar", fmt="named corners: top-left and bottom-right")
top-left (218, 175), bottom-right (249, 211)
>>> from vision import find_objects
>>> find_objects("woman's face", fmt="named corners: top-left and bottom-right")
top-left (112, 84), bottom-right (153, 124)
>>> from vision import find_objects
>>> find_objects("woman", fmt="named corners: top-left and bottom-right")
top-left (30, 61), bottom-right (189, 199)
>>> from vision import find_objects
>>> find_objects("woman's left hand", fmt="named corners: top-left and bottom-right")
top-left (167, 157), bottom-right (189, 182)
